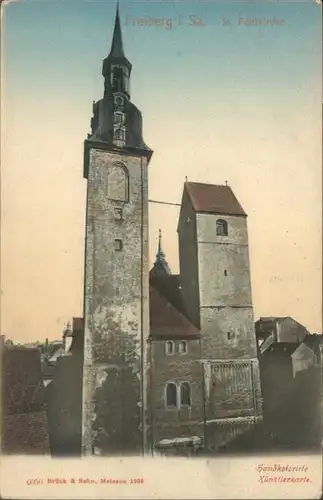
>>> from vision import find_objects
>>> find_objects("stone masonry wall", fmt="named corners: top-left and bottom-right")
top-left (177, 190), bottom-right (200, 328)
top-left (150, 338), bottom-right (204, 444)
top-left (196, 210), bottom-right (263, 446)
top-left (82, 147), bottom-right (149, 456)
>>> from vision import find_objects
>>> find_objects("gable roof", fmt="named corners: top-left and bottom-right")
top-left (149, 274), bottom-right (186, 316)
top-left (149, 284), bottom-right (200, 340)
top-left (66, 278), bottom-right (200, 343)
top-left (184, 182), bottom-right (246, 216)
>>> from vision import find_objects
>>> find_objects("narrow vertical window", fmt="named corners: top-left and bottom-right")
top-left (178, 341), bottom-right (188, 354)
top-left (114, 239), bottom-right (123, 251)
top-left (166, 383), bottom-right (177, 408)
top-left (224, 270), bottom-right (227, 276)
top-left (180, 383), bottom-right (191, 407)
top-left (165, 341), bottom-right (174, 355)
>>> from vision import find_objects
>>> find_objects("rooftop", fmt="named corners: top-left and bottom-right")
top-left (185, 182), bottom-right (246, 216)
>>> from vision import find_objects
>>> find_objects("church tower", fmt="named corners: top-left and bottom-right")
top-left (178, 182), bottom-right (262, 450)
top-left (81, 5), bottom-right (153, 456)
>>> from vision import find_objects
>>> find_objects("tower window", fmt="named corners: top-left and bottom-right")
top-left (114, 208), bottom-right (123, 221)
top-left (180, 382), bottom-right (191, 407)
top-left (224, 270), bottom-right (227, 276)
top-left (216, 219), bottom-right (228, 236)
top-left (114, 239), bottom-right (123, 251)
top-left (114, 126), bottom-right (126, 142)
top-left (165, 341), bottom-right (174, 355)
top-left (227, 331), bottom-right (236, 341)
top-left (114, 112), bottom-right (124, 124)
top-left (165, 383), bottom-right (177, 408)
top-left (178, 341), bottom-right (188, 354)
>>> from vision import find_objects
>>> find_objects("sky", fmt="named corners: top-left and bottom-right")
top-left (1, 0), bottom-right (322, 342)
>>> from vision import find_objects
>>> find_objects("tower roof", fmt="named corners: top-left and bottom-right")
top-left (185, 182), bottom-right (246, 216)
top-left (109, 3), bottom-right (125, 60)
top-left (150, 229), bottom-right (171, 277)
top-left (103, 2), bottom-right (132, 72)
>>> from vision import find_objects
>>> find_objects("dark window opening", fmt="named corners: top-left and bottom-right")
top-left (114, 239), bottom-right (123, 251)
top-left (224, 270), bottom-right (227, 276)
top-left (166, 341), bottom-right (174, 355)
top-left (180, 382), bottom-right (191, 406)
top-left (166, 383), bottom-right (177, 408)
top-left (179, 341), bottom-right (187, 354)
top-left (216, 219), bottom-right (228, 236)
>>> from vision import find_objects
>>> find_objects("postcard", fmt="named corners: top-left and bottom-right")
top-left (0, 0), bottom-right (322, 498)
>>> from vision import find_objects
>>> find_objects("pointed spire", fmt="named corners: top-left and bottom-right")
top-left (109, 2), bottom-right (125, 59)
top-left (150, 229), bottom-right (171, 277)
top-left (158, 228), bottom-right (162, 254)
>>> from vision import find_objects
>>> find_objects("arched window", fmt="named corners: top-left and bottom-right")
top-left (165, 341), bottom-right (174, 355)
top-left (180, 382), bottom-right (191, 406)
top-left (179, 341), bottom-right (187, 354)
top-left (166, 383), bottom-right (177, 408)
top-left (107, 163), bottom-right (128, 202)
top-left (216, 219), bottom-right (228, 236)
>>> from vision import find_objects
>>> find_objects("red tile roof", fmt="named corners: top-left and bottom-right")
top-left (149, 274), bottom-right (186, 316)
top-left (69, 279), bottom-right (199, 342)
top-left (185, 182), bottom-right (246, 216)
top-left (149, 284), bottom-right (200, 340)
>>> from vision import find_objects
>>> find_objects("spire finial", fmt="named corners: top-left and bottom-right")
top-left (109, 1), bottom-right (125, 59)
top-left (185, 176), bottom-right (188, 182)
top-left (158, 228), bottom-right (162, 251)
top-left (225, 180), bottom-right (228, 186)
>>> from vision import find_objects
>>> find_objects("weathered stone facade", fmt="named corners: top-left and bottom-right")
top-left (81, 6), bottom-right (152, 456)
top-left (177, 183), bottom-right (263, 450)
top-left (149, 338), bottom-right (204, 445)
top-left (82, 147), bottom-right (150, 456)
top-left (80, 7), bottom-right (263, 457)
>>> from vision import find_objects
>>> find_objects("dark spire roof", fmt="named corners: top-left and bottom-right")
top-left (150, 229), bottom-right (171, 277)
top-left (109, 2), bottom-right (125, 59)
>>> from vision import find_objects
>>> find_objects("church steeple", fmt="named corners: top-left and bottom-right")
top-left (84, 1), bottom-right (152, 177)
top-left (150, 229), bottom-right (171, 277)
top-left (102, 3), bottom-right (132, 99)
top-left (109, 3), bottom-right (126, 59)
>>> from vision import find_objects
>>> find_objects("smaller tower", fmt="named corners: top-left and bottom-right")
top-left (177, 181), bottom-right (262, 451)
top-left (150, 230), bottom-right (171, 277)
